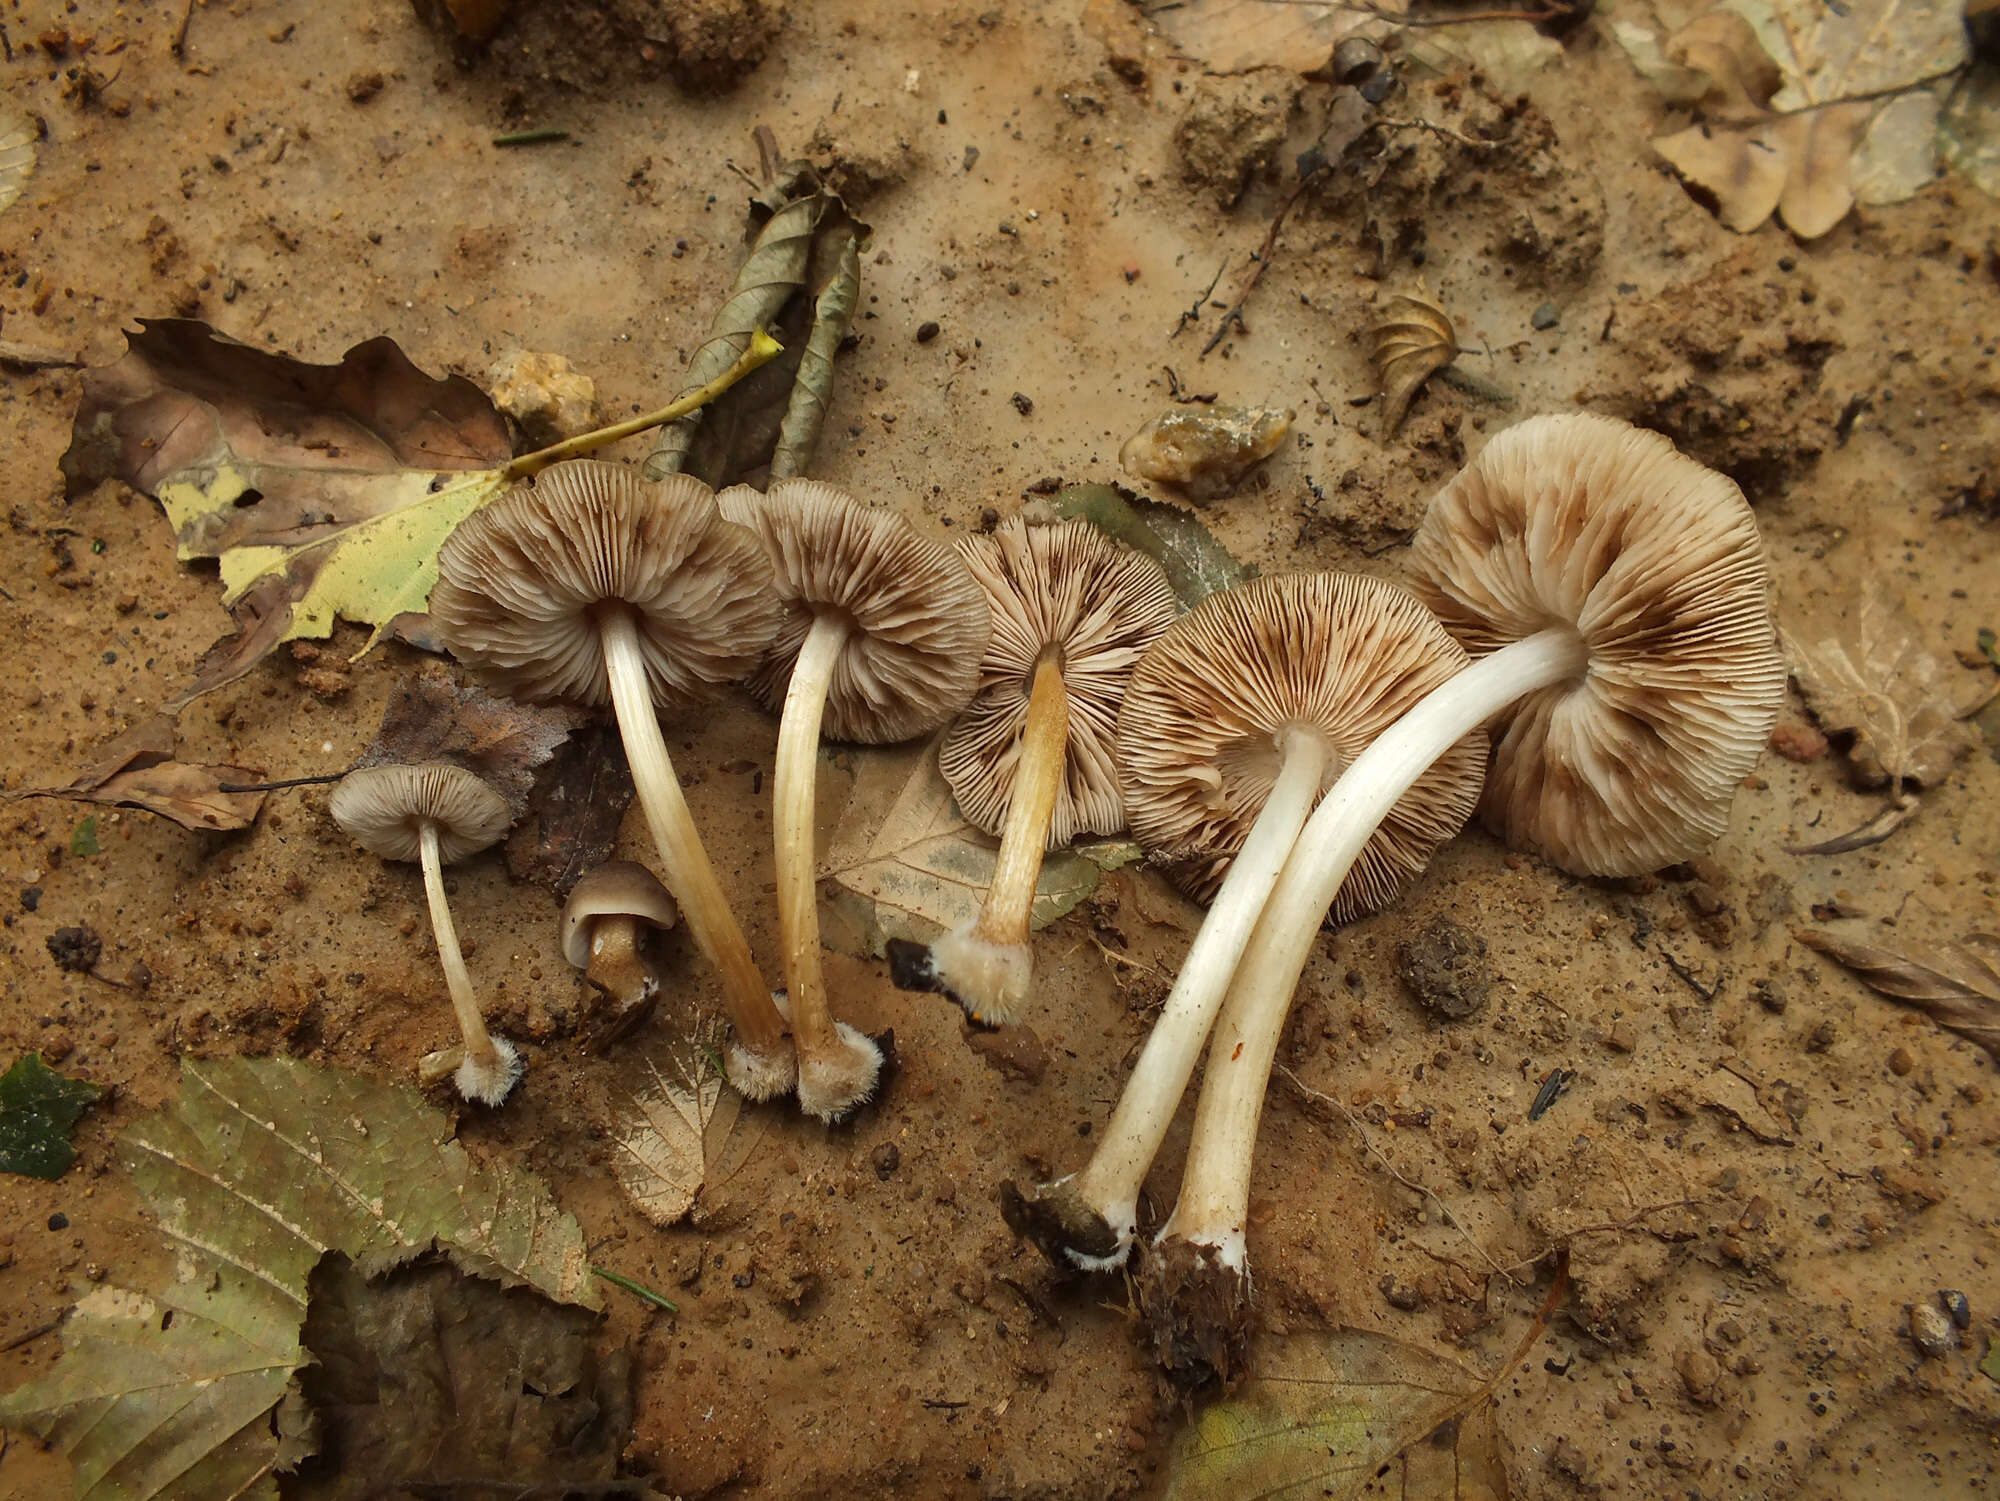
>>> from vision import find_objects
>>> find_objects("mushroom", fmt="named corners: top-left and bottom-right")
top-left (328, 762), bottom-right (521, 1106)
top-left (1003, 573), bottom-right (1486, 1271)
top-left (1145, 414), bottom-right (1788, 1383)
top-left (889, 517), bottom-right (1180, 1025)
top-left (718, 480), bottom-right (990, 1121)
top-left (561, 860), bottom-right (680, 1047)
top-left (430, 459), bottom-right (798, 1100)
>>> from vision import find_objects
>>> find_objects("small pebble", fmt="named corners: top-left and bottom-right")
top-left (1010, 391), bottom-right (1034, 416)
top-left (1887, 1047), bottom-right (1915, 1077)
top-left (870, 1142), bottom-right (901, 1180)
top-left (47, 1212), bottom-right (69, 1231)
top-left (1531, 301), bottom-right (1559, 330)
top-left (1938, 1289), bottom-right (1971, 1329)
top-left (1908, 1303), bottom-right (1956, 1358)
top-left (916, 320), bottom-right (940, 343)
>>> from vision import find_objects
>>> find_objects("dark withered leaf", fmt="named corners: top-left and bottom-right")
top-left (647, 145), bottom-right (865, 487)
top-left (0, 1053), bottom-right (106, 1180)
top-left (505, 724), bottom-right (638, 898)
top-left (5, 715), bottom-right (266, 832)
top-left (356, 662), bottom-right (584, 818)
top-left (292, 1255), bottom-right (633, 1501)
top-left (60, 319), bottom-right (515, 706)
top-left (1046, 482), bottom-right (1251, 609)
top-left (1797, 926), bottom-right (2000, 1061)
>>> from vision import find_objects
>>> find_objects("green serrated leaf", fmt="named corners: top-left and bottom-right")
top-left (0, 1054), bottom-right (106, 1180)
top-left (1048, 483), bottom-right (1252, 609)
top-left (0, 1057), bottom-right (599, 1501)
top-left (69, 817), bottom-right (100, 857)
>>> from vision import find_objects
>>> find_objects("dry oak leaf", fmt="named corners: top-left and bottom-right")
top-left (1783, 581), bottom-right (1982, 789)
top-left (60, 319), bottom-right (515, 707)
top-left (355, 661), bottom-right (584, 819)
top-left (1798, 926), bottom-right (2000, 1062)
top-left (4, 714), bottom-right (266, 832)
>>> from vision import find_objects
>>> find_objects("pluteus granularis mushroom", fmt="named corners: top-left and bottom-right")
top-left (889, 517), bottom-right (1179, 1026)
top-left (329, 761), bottom-right (521, 1106)
top-left (1002, 572), bottom-right (1486, 1271)
top-left (561, 860), bottom-right (680, 1047)
top-left (1144, 414), bottom-right (1787, 1385)
top-left (719, 479), bottom-right (990, 1122)
top-left (430, 458), bottom-right (798, 1101)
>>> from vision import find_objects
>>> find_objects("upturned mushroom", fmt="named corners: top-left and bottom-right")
top-left (430, 459), bottom-right (797, 1100)
top-left (1003, 573), bottom-right (1486, 1271)
top-left (329, 762), bottom-right (521, 1106)
top-left (562, 861), bottom-right (680, 1047)
top-left (889, 517), bottom-right (1179, 1025)
top-left (1146, 414), bottom-right (1788, 1383)
top-left (719, 480), bottom-right (990, 1121)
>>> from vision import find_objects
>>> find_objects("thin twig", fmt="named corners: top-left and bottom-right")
top-left (1172, 257), bottom-right (1229, 338)
top-left (591, 1264), bottom-right (679, 1313)
top-left (1201, 167), bottom-right (1327, 357)
top-left (1372, 117), bottom-right (1504, 149)
top-left (1657, 945), bottom-right (1718, 1002)
top-left (0, 1317), bottom-right (61, 1354)
top-left (216, 771), bottom-right (349, 793)
top-left (170, 0), bottom-right (195, 57)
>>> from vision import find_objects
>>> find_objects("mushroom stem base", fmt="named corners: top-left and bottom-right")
top-left (1140, 1235), bottom-right (1254, 1392)
top-left (795, 1022), bottom-right (885, 1124)
top-left (998, 1178), bottom-right (1127, 1273)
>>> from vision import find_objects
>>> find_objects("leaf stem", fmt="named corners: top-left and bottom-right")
top-left (501, 329), bottom-right (784, 481)
top-left (590, 1264), bottom-right (680, 1312)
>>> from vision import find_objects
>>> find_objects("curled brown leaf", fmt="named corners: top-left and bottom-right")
top-left (6, 716), bottom-right (266, 833)
top-left (1797, 926), bottom-right (2000, 1061)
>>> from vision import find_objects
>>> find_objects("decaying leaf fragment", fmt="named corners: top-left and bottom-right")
top-left (612, 1048), bottom-right (769, 1226)
top-left (355, 661), bottom-right (584, 818)
top-left (505, 723), bottom-right (638, 898)
top-left (646, 131), bottom-right (865, 489)
top-left (1045, 482), bottom-right (1251, 609)
top-left (1369, 292), bottom-right (1457, 438)
top-left (0, 1057), bottom-right (598, 1501)
top-left (1784, 581), bottom-right (1983, 790)
top-left (0, 97), bottom-right (35, 218)
top-left (1798, 927), bottom-right (2000, 1061)
top-left (0, 1053), bottom-right (106, 1180)
top-left (819, 737), bottom-right (1139, 959)
top-left (60, 319), bottom-right (517, 705)
top-left (1149, 0), bottom-right (1406, 76)
top-left (5, 714), bottom-right (267, 832)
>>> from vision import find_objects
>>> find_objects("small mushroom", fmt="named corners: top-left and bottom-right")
top-left (561, 860), bottom-right (680, 1047)
top-left (329, 762), bottom-right (521, 1106)
top-left (889, 517), bottom-right (1179, 1026)
top-left (1146, 414), bottom-right (1787, 1385)
top-left (719, 479), bottom-right (990, 1121)
top-left (431, 459), bottom-right (797, 1100)
top-left (1006, 573), bottom-right (1484, 1272)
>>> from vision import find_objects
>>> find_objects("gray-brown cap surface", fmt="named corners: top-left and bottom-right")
top-left (1117, 572), bottom-right (1488, 923)
top-left (1408, 412), bottom-right (1786, 875)
top-left (941, 518), bottom-right (1180, 846)
top-left (430, 459), bottom-right (783, 708)
top-left (718, 480), bottom-right (991, 744)
top-left (329, 762), bottom-right (511, 864)
top-left (561, 860), bottom-right (680, 969)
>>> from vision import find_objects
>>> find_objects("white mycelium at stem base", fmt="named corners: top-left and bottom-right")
top-left (1015, 570), bottom-right (1486, 1271)
top-left (771, 611), bottom-right (884, 1120)
top-left (599, 605), bottom-right (796, 1100)
top-left (417, 819), bottom-right (523, 1107)
top-left (1151, 416), bottom-right (1788, 1375)
top-left (927, 651), bottom-right (1069, 1025)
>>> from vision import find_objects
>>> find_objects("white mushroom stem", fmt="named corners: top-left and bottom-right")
top-left (600, 606), bottom-right (795, 1097)
top-left (1052, 724), bottom-right (1331, 1268)
top-left (1161, 628), bottom-right (1588, 1265)
top-left (418, 819), bottom-right (507, 1082)
top-left (934, 650), bottom-right (1070, 1024)
top-left (773, 611), bottom-right (883, 1120)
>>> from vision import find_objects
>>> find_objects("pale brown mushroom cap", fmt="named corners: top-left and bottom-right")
top-left (560, 860), bottom-right (680, 969)
top-left (940, 518), bottom-right (1180, 847)
top-left (329, 762), bottom-right (512, 864)
top-left (430, 459), bottom-right (783, 709)
top-left (1117, 572), bottom-right (1487, 923)
top-left (1409, 412), bottom-right (1786, 876)
top-left (717, 481), bottom-right (991, 744)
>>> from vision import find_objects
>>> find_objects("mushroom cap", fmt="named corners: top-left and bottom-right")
top-left (1117, 572), bottom-right (1488, 924)
top-left (940, 518), bottom-right (1180, 846)
top-left (1408, 412), bottom-right (1786, 876)
top-left (717, 481), bottom-right (991, 744)
top-left (329, 762), bottom-right (512, 864)
top-left (560, 860), bottom-right (680, 969)
top-left (430, 459), bottom-right (784, 710)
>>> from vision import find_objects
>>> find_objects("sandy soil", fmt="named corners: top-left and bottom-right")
top-left (3, 1), bottom-right (1999, 1497)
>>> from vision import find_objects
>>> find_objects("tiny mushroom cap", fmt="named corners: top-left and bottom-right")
top-left (718, 479), bottom-right (991, 743)
top-left (430, 458), bottom-right (783, 708)
top-left (560, 861), bottom-right (680, 970)
top-left (330, 763), bottom-right (511, 864)
top-left (941, 517), bottom-right (1181, 846)
top-left (1118, 572), bottom-right (1487, 925)
top-left (1408, 412), bottom-right (1787, 876)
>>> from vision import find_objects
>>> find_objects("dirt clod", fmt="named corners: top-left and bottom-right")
top-left (1396, 919), bottom-right (1491, 1021)
top-left (1174, 69), bottom-right (1298, 208)
top-left (46, 925), bottom-right (103, 974)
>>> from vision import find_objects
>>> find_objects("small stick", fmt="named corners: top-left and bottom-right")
top-left (493, 128), bottom-right (571, 148)
top-left (1201, 166), bottom-right (1327, 357)
top-left (170, 0), bottom-right (195, 57)
top-left (216, 771), bottom-right (349, 793)
top-left (1172, 257), bottom-right (1229, 338)
top-left (591, 1264), bottom-right (679, 1313)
